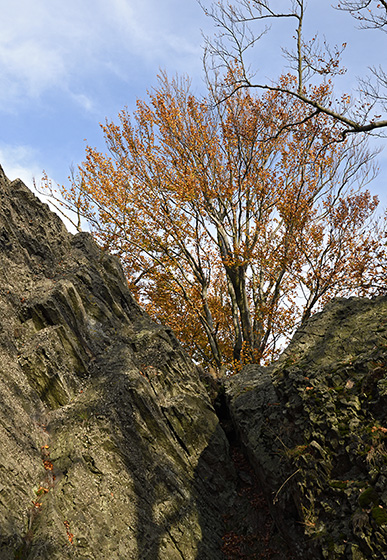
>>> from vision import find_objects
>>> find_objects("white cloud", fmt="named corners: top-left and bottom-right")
top-left (0, 0), bottom-right (103, 110)
top-left (0, 145), bottom-right (41, 188)
top-left (0, 42), bottom-right (65, 103)
top-left (106, 0), bottom-right (202, 57)
top-left (0, 0), bottom-right (207, 112)
top-left (0, 143), bottom-right (80, 233)
top-left (70, 93), bottom-right (96, 114)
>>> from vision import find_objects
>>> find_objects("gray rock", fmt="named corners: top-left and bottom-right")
top-left (226, 295), bottom-right (387, 559)
top-left (2, 163), bottom-right (386, 560)
top-left (0, 166), bottom-right (234, 559)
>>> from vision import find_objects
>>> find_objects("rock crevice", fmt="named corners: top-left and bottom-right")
top-left (1, 165), bottom-right (386, 560)
top-left (225, 296), bottom-right (387, 559)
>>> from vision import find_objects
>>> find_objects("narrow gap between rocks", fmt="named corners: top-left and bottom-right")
top-left (213, 389), bottom-right (296, 560)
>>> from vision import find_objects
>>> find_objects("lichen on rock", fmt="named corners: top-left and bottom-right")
top-left (226, 295), bottom-right (387, 559)
top-left (1, 163), bottom-right (386, 560)
top-left (0, 166), bottom-right (234, 559)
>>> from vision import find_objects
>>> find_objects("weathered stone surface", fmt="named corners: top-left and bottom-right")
top-left (2, 163), bottom-right (386, 560)
top-left (226, 296), bottom-right (387, 559)
top-left (0, 166), bottom-right (235, 559)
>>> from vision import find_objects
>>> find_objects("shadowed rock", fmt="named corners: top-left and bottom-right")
top-left (0, 166), bottom-right (234, 559)
top-left (226, 295), bottom-right (387, 559)
top-left (2, 164), bottom-right (386, 560)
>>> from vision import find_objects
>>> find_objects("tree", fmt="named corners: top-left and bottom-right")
top-left (337, 1), bottom-right (387, 31)
top-left (200, 0), bottom-right (387, 137)
top-left (41, 72), bottom-right (385, 371)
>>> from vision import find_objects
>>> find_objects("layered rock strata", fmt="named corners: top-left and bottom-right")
top-left (0, 166), bottom-right (234, 560)
top-left (1, 164), bottom-right (386, 560)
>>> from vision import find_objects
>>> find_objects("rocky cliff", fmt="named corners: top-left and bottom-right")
top-left (0, 164), bottom-right (386, 560)
top-left (226, 295), bottom-right (387, 559)
top-left (0, 166), bottom-right (236, 559)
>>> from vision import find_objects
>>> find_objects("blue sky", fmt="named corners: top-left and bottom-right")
top-left (1, 0), bottom-right (386, 222)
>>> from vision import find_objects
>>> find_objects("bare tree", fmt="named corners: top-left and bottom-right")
top-left (200, 0), bottom-right (387, 137)
top-left (336, 1), bottom-right (387, 31)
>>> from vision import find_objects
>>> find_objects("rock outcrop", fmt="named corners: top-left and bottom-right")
top-left (226, 295), bottom-right (387, 559)
top-left (0, 166), bottom-right (234, 559)
top-left (1, 164), bottom-right (386, 560)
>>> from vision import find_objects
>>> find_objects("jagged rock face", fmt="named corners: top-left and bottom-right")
top-left (226, 296), bottom-right (387, 559)
top-left (0, 166), bottom-right (234, 559)
top-left (2, 163), bottom-right (386, 560)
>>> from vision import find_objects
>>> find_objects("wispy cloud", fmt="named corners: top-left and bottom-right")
top-left (0, 1), bottom-right (113, 110)
top-left (0, 144), bottom-right (41, 187)
top-left (107, 0), bottom-right (203, 59)
top-left (1, 3), bottom-right (72, 107)
top-left (0, 0), bottom-right (206, 113)
top-left (0, 143), bottom-right (80, 232)
top-left (70, 93), bottom-right (97, 114)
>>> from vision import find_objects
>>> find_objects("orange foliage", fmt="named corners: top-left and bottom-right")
top-left (46, 71), bottom-right (386, 372)
top-left (64, 520), bottom-right (74, 545)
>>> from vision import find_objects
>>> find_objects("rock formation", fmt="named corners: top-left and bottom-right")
top-left (0, 166), bottom-right (234, 559)
top-left (0, 164), bottom-right (386, 559)
top-left (226, 295), bottom-right (387, 559)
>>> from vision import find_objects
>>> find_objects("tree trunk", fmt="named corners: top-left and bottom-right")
top-left (225, 264), bottom-right (255, 360)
